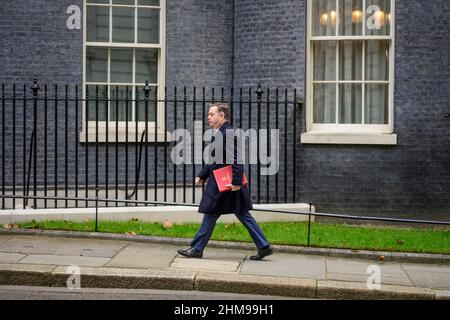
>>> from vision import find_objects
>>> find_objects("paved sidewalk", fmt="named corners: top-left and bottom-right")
top-left (0, 231), bottom-right (449, 300)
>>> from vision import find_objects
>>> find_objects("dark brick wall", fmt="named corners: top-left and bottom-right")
top-left (233, 0), bottom-right (306, 90)
top-left (166, 0), bottom-right (233, 89)
top-left (295, 1), bottom-right (450, 219)
top-left (0, 0), bottom-right (83, 84)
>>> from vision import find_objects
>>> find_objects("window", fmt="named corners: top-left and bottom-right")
top-left (303, 0), bottom-right (396, 144)
top-left (82, 0), bottom-right (166, 141)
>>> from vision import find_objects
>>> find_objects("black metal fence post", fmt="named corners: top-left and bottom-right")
top-left (1, 83), bottom-right (4, 209)
top-left (31, 79), bottom-right (41, 209)
top-left (105, 86), bottom-right (109, 207)
top-left (12, 84), bottom-right (16, 209)
top-left (307, 202), bottom-right (313, 247)
top-left (54, 85), bottom-right (58, 208)
top-left (144, 81), bottom-right (150, 205)
top-left (85, 85), bottom-right (89, 208)
top-left (173, 87), bottom-right (177, 203)
top-left (256, 84), bottom-right (263, 204)
top-left (64, 85), bottom-right (68, 208)
top-left (95, 187), bottom-right (99, 232)
top-left (75, 85), bottom-right (79, 208)
top-left (22, 84), bottom-right (27, 209)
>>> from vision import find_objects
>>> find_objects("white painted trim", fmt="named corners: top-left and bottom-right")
top-left (301, 131), bottom-right (397, 145)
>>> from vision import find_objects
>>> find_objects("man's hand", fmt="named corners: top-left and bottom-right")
top-left (195, 177), bottom-right (203, 185)
top-left (225, 184), bottom-right (241, 192)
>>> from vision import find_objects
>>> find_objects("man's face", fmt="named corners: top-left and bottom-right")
top-left (207, 106), bottom-right (224, 129)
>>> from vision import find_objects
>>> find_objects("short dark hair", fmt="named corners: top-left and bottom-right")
top-left (210, 102), bottom-right (230, 120)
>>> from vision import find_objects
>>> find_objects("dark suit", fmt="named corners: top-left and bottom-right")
top-left (191, 121), bottom-right (270, 251)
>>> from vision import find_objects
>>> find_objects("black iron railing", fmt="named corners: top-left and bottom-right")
top-left (0, 80), bottom-right (302, 210)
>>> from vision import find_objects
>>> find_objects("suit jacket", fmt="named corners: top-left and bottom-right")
top-left (197, 121), bottom-right (253, 215)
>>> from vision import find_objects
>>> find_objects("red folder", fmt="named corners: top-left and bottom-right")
top-left (213, 165), bottom-right (248, 192)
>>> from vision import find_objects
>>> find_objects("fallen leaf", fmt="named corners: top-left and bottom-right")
top-left (163, 220), bottom-right (173, 229)
top-left (396, 239), bottom-right (404, 245)
top-left (3, 224), bottom-right (11, 229)
top-left (131, 218), bottom-right (139, 222)
top-left (125, 231), bottom-right (136, 236)
top-left (378, 255), bottom-right (385, 261)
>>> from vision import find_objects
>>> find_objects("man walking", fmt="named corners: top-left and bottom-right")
top-left (177, 102), bottom-right (273, 260)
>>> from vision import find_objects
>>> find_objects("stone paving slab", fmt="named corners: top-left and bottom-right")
top-left (326, 258), bottom-right (409, 276)
top-left (170, 257), bottom-right (240, 273)
top-left (0, 252), bottom-right (25, 264)
top-left (401, 263), bottom-right (450, 290)
top-left (106, 243), bottom-right (176, 269)
top-left (404, 271), bottom-right (450, 290)
top-left (326, 272), bottom-right (412, 286)
top-left (0, 236), bottom-right (11, 246)
top-left (241, 253), bottom-right (326, 279)
top-left (0, 236), bottom-right (59, 255)
top-left (199, 247), bottom-right (248, 262)
top-left (0, 263), bottom-right (57, 273)
top-left (51, 239), bottom-right (128, 258)
top-left (19, 255), bottom-right (110, 267)
top-left (326, 258), bottom-right (412, 286)
top-left (401, 264), bottom-right (450, 273)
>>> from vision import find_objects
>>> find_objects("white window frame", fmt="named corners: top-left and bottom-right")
top-left (302, 0), bottom-right (397, 145)
top-left (81, 0), bottom-right (167, 142)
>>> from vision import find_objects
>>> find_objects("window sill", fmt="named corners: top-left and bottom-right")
top-left (301, 131), bottom-right (397, 145)
top-left (79, 128), bottom-right (173, 143)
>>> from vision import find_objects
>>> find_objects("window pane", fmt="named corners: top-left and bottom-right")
top-left (365, 84), bottom-right (388, 124)
top-left (138, 8), bottom-right (160, 43)
top-left (138, 0), bottom-right (160, 5)
top-left (313, 84), bottom-right (336, 124)
top-left (112, 7), bottom-right (135, 43)
top-left (313, 41), bottom-right (337, 81)
top-left (110, 86), bottom-right (133, 121)
top-left (112, 0), bottom-right (135, 4)
top-left (312, 0), bottom-right (336, 36)
top-left (365, 40), bottom-right (389, 81)
top-left (111, 48), bottom-right (133, 83)
top-left (87, 6), bottom-right (109, 42)
top-left (339, 84), bottom-right (362, 124)
top-left (366, 0), bottom-right (391, 36)
top-left (135, 49), bottom-right (158, 84)
top-left (86, 47), bottom-right (108, 82)
top-left (86, 85), bottom-right (108, 121)
top-left (135, 86), bottom-right (157, 121)
top-left (339, 40), bottom-right (362, 80)
top-left (339, 0), bottom-right (363, 36)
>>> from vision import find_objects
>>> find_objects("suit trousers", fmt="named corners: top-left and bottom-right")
top-left (190, 211), bottom-right (270, 252)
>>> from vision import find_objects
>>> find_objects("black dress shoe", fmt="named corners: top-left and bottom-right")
top-left (177, 247), bottom-right (203, 258)
top-left (250, 245), bottom-right (274, 260)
